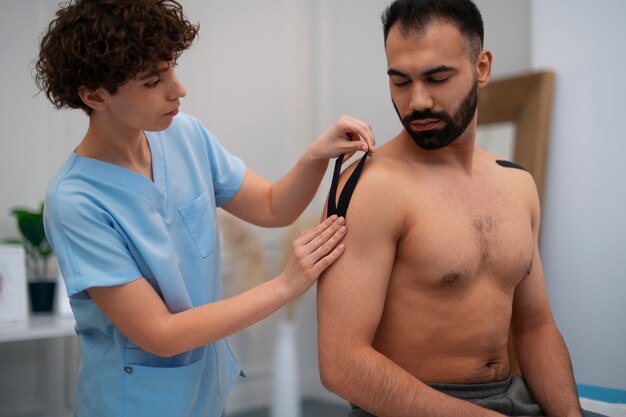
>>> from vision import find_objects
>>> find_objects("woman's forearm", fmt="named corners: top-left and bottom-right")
top-left (265, 151), bottom-right (329, 225)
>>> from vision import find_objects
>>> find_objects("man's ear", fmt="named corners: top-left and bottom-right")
top-left (476, 49), bottom-right (493, 88)
top-left (78, 86), bottom-right (108, 112)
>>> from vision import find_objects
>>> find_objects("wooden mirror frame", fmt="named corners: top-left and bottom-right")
top-left (478, 70), bottom-right (555, 374)
top-left (477, 70), bottom-right (555, 202)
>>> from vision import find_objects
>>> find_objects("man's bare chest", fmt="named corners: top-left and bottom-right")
top-left (393, 187), bottom-right (534, 292)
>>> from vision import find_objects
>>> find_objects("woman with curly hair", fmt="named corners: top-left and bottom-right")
top-left (36, 1), bottom-right (375, 416)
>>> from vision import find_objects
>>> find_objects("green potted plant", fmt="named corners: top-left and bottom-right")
top-left (4, 202), bottom-right (56, 312)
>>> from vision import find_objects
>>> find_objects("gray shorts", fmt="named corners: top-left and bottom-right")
top-left (348, 375), bottom-right (607, 417)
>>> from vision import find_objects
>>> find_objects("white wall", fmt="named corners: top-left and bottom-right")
top-left (475, 0), bottom-right (531, 78)
top-left (0, 1), bottom-right (86, 240)
top-left (531, 0), bottom-right (626, 391)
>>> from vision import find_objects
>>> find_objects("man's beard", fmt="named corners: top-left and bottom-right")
top-left (393, 80), bottom-right (478, 150)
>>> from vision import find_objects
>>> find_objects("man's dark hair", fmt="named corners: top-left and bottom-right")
top-left (35, 0), bottom-right (199, 114)
top-left (381, 0), bottom-right (484, 62)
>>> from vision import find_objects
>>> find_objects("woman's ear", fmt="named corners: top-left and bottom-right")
top-left (476, 49), bottom-right (493, 88)
top-left (78, 86), bottom-right (108, 112)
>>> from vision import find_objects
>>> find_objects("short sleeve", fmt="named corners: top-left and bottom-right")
top-left (179, 115), bottom-right (246, 207)
top-left (45, 183), bottom-right (142, 297)
top-left (204, 130), bottom-right (246, 207)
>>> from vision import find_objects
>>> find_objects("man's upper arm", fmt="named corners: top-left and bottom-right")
top-left (317, 164), bottom-right (401, 358)
top-left (511, 174), bottom-right (554, 332)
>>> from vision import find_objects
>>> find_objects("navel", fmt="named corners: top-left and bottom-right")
top-left (484, 359), bottom-right (508, 380)
top-left (485, 359), bottom-right (499, 368)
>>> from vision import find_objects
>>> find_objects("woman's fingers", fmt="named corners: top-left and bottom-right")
top-left (294, 216), bottom-right (346, 273)
top-left (282, 216), bottom-right (347, 297)
top-left (309, 243), bottom-right (345, 277)
top-left (307, 219), bottom-right (346, 256)
top-left (299, 215), bottom-right (343, 245)
top-left (308, 114), bottom-right (376, 160)
top-left (336, 115), bottom-right (376, 156)
top-left (308, 224), bottom-right (346, 265)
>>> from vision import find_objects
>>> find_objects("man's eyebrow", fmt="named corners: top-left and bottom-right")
top-left (387, 65), bottom-right (456, 78)
top-left (387, 68), bottom-right (409, 78)
top-left (423, 65), bottom-right (456, 76)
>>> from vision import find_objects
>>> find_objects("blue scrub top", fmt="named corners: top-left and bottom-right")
top-left (44, 113), bottom-right (246, 417)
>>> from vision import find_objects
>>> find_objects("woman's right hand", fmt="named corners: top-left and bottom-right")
top-left (278, 215), bottom-right (346, 298)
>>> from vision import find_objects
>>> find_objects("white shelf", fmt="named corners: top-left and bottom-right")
top-left (0, 314), bottom-right (76, 343)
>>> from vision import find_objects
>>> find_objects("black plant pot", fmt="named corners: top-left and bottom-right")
top-left (28, 282), bottom-right (57, 313)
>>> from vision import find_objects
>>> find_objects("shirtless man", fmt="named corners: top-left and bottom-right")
top-left (317, 1), bottom-right (604, 416)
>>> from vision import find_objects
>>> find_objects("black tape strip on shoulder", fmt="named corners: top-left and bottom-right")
top-left (496, 159), bottom-right (527, 171)
top-left (327, 153), bottom-right (368, 218)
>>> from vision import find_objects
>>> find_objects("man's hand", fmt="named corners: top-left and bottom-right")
top-left (306, 115), bottom-right (376, 161)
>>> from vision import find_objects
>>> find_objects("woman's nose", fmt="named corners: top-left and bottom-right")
top-left (169, 73), bottom-right (187, 100)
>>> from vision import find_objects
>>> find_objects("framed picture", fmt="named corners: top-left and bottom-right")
top-left (0, 245), bottom-right (28, 322)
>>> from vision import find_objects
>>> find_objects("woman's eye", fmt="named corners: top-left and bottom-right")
top-left (145, 79), bottom-right (161, 88)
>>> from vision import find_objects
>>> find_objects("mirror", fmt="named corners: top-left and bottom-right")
top-left (477, 70), bottom-right (555, 202)
top-left (476, 121), bottom-right (517, 161)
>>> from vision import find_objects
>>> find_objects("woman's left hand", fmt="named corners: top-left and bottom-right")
top-left (307, 115), bottom-right (376, 161)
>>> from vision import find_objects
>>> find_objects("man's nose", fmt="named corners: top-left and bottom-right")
top-left (408, 84), bottom-right (434, 112)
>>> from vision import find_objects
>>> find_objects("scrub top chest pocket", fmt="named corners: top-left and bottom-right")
top-left (178, 189), bottom-right (218, 258)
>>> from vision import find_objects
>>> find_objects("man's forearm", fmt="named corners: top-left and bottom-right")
top-left (515, 323), bottom-right (583, 417)
top-left (321, 346), bottom-right (504, 417)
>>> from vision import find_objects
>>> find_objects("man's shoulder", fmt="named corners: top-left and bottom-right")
top-left (477, 150), bottom-right (539, 208)
top-left (476, 147), bottom-right (534, 181)
top-left (327, 152), bottom-right (408, 226)
top-left (490, 157), bottom-right (536, 191)
top-left (336, 153), bottom-right (403, 196)
top-left (495, 159), bottom-right (527, 171)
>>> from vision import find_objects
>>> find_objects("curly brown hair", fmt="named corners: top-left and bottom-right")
top-left (35, 0), bottom-right (199, 114)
